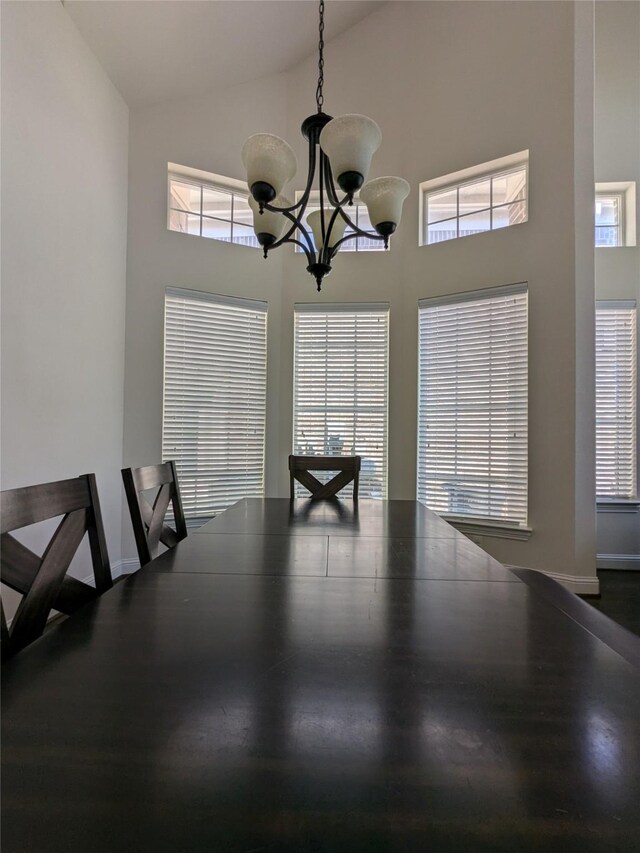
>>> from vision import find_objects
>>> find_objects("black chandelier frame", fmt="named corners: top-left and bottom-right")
top-left (249, 0), bottom-right (393, 291)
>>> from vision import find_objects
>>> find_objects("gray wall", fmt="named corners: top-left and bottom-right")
top-left (594, 0), bottom-right (640, 568)
top-left (1, 1), bottom-right (129, 614)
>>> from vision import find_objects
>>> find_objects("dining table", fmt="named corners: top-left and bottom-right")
top-left (2, 498), bottom-right (639, 852)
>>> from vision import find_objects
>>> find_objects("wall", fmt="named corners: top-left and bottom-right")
top-left (594, 0), bottom-right (640, 568)
top-left (1, 1), bottom-right (129, 610)
top-left (121, 2), bottom-right (598, 591)
top-left (278, 1), bottom-right (596, 591)
top-left (122, 74), bottom-right (288, 558)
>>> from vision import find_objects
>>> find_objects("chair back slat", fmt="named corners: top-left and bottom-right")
top-left (1, 535), bottom-right (42, 593)
top-left (0, 477), bottom-right (90, 534)
top-left (131, 461), bottom-right (176, 492)
top-left (9, 510), bottom-right (87, 649)
top-left (0, 474), bottom-right (112, 658)
top-left (289, 455), bottom-right (361, 501)
top-left (85, 471), bottom-right (113, 594)
top-left (122, 461), bottom-right (187, 566)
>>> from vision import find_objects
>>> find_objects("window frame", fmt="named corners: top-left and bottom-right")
top-left (424, 165), bottom-right (528, 244)
top-left (292, 302), bottom-right (390, 499)
top-left (594, 181), bottom-right (637, 249)
top-left (162, 287), bottom-right (268, 526)
top-left (419, 150), bottom-right (529, 247)
top-left (595, 300), bottom-right (638, 502)
top-left (595, 191), bottom-right (625, 248)
top-left (416, 282), bottom-right (530, 536)
top-left (167, 164), bottom-right (259, 249)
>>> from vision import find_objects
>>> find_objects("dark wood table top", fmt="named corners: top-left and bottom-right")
top-left (195, 497), bottom-right (463, 538)
top-left (3, 499), bottom-right (639, 852)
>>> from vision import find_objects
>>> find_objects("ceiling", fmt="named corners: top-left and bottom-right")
top-left (63, 0), bottom-right (385, 109)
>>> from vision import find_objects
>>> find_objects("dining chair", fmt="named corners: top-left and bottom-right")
top-left (122, 461), bottom-right (187, 566)
top-left (289, 455), bottom-right (361, 500)
top-left (1, 474), bottom-right (113, 658)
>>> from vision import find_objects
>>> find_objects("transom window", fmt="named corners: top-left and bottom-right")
top-left (417, 284), bottom-right (529, 526)
top-left (596, 302), bottom-right (637, 499)
top-left (168, 164), bottom-right (258, 248)
top-left (420, 152), bottom-right (528, 246)
top-left (595, 192), bottom-right (624, 247)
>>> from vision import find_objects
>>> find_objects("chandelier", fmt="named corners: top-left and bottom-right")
top-left (241, 0), bottom-right (410, 291)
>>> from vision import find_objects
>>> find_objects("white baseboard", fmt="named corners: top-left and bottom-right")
top-left (597, 554), bottom-right (640, 570)
top-left (110, 557), bottom-right (140, 578)
top-left (505, 564), bottom-right (600, 595)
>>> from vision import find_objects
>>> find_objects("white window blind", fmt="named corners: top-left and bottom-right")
top-left (163, 288), bottom-right (267, 524)
top-left (293, 304), bottom-right (389, 498)
top-left (596, 302), bottom-right (637, 499)
top-left (417, 284), bottom-right (528, 525)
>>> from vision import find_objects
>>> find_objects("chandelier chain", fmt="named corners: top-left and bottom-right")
top-left (316, 0), bottom-right (325, 112)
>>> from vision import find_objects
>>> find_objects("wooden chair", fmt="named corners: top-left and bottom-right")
top-left (122, 461), bottom-right (187, 567)
top-left (1, 474), bottom-right (113, 658)
top-left (289, 455), bottom-right (361, 500)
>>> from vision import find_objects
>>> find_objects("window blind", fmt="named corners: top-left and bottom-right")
top-left (293, 304), bottom-right (389, 498)
top-left (417, 284), bottom-right (528, 525)
top-left (163, 288), bottom-right (267, 523)
top-left (596, 302), bottom-right (637, 498)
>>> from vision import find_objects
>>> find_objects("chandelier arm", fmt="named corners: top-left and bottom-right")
top-left (262, 198), bottom-right (305, 215)
top-left (268, 210), bottom-right (315, 256)
top-left (322, 202), bottom-right (350, 261)
top-left (322, 154), bottom-right (343, 208)
top-left (280, 237), bottom-right (315, 266)
top-left (262, 132), bottom-right (319, 216)
top-left (334, 204), bottom-right (386, 241)
top-left (330, 229), bottom-right (386, 253)
top-left (318, 148), bottom-right (327, 249)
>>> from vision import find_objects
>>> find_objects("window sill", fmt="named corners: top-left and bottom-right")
top-left (442, 515), bottom-right (532, 541)
top-left (597, 499), bottom-right (639, 514)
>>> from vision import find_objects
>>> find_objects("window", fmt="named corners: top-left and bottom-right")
top-left (168, 163), bottom-right (258, 248)
top-left (294, 191), bottom-right (385, 253)
top-left (417, 284), bottom-right (528, 526)
top-left (163, 288), bottom-right (267, 524)
top-left (420, 151), bottom-right (528, 246)
top-left (595, 192), bottom-right (624, 247)
top-left (293, 304), bottom-right (389, 498)
top-left (594, 182), bottom-right (637, 248)
top-left (596, 302), bottom-right (637, 499)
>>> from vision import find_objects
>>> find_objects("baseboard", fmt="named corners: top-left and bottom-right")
top-left (82, 558), bottom-right (140, 584)
top-left (597, 554), bottom-right (640, 570)
top-left (510, 567), bottom-right (640, 669)
top-left (110, 557), bottom-right (141, 578)
top-left (505, 564), bottom-right (600, 596)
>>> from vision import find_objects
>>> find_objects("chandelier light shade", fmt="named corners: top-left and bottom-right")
top-left (319, 114), bottom-right (382, 195)
top-left (307, 209), bottom-right (347, 250)
top-left (241, 0), bottom-right (409, 291)
top-left (241, 134), bottom-right (297, 200)
top-left (360, 177), bottom-right (411, 235)
top-left (248, 194), bottom-right (292, 243)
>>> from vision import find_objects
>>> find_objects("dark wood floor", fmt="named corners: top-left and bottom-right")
top-left (588, 571), bottom-right (640, 636)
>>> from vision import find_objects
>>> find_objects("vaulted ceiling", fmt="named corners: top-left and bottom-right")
top-left (64, 0), bottom-right (385, 108)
